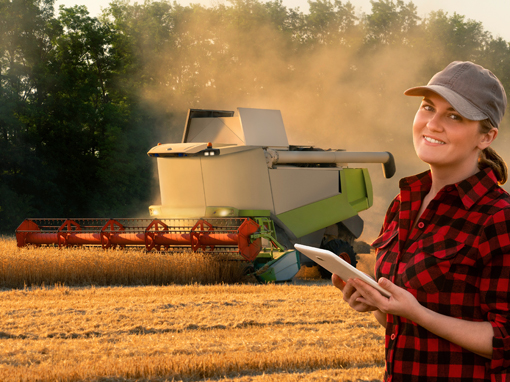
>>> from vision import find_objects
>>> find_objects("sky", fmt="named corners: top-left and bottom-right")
top-left (55, 0), bottom-right (510, 41)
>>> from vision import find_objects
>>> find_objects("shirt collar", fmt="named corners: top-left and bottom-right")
top-left (399, 170), bottom-right (432, 191)
top-left (456, 167), bottom-right (499, 209)
top-left (399, 167), bottom-right (498, 210)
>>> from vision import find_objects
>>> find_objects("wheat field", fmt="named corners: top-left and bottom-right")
top-left (0, 237), bottom-right (248, 288)
top-left (0, 237), bottom-right (385, 381)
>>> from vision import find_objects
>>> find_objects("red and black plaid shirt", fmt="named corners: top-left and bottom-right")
top-left (372, 168), bottom-right (510, 382)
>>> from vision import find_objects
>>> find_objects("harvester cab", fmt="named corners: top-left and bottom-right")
top-left (16, 107), bottom-right (395, 283)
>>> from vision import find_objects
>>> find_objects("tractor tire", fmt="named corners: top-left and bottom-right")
top-left (318, 239), bottom-right (357, 279)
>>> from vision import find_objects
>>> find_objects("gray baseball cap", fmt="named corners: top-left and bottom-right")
top-left (404, 61), bottom-right (507, 128)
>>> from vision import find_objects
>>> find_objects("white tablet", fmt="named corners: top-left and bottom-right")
top-left (295, 243), bottom-right (391, 298)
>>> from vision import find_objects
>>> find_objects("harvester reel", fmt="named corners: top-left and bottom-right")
top-left (190, 219), bottom-right (216, 252)
top-left (15, 217), bottom-right (265, 260)
top-left (145, 219), bottom-right (170, 251)
top-left (57, 219), bottom-right (82, 248)
top-left (101, 219), bottom-right (126, 250)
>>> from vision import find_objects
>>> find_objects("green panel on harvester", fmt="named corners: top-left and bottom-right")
top-left (276, 168), bottom-right (372, 238)
top-left (344, 168), bottom-right (372, 211)
top-left (362, 168), bottom-right (374, 208)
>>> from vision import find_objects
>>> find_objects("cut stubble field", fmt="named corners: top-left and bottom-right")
top-left (0, 237), bottom-right (385, 381)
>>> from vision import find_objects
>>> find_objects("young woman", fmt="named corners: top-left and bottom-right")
top-left (333, 61), bottom-right (510, 381)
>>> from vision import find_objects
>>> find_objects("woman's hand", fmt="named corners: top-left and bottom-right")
top-left (348, 276), bottom-right (423, 322)
top-left (332, 274), bottom-right (421, 329)
top-left (331, 273), bottom-right (379, 312)
top-left (332, 274), bottom-right (423, 321)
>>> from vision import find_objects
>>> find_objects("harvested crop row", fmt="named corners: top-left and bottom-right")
top-left (0, 283), bottom-right (385, 381)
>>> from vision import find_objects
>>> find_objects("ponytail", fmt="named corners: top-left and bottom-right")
top-left (478, 119), bottom-right (508, 185)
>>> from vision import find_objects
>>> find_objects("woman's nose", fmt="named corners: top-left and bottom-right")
top-left (426, 113), bottom-right (443, 132)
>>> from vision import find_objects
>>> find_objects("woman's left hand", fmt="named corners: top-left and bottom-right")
top-left (332, 274), bottom-right (379, 312)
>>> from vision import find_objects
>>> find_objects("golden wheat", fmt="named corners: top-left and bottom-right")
top-left (0, 282), bottom-right (385, 381)
top-left (0, 237), bottom-right (384, 381)
top-left (0, 236), bottom-right (248, 288)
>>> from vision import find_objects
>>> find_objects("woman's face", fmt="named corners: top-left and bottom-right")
top-left (412, 92), bottom-right (494, 173)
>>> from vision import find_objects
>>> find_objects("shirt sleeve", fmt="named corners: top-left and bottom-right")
top-left (478, 208), bottom-right (510, 378)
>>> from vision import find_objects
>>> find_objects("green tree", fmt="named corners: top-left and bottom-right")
top-left (421, 11), bottom-right (490, 66)
top-left (363, 0), bottom-right (420, 46)
top-left (0, 0), bottom-right (57, 230)
top-left (0, 1), bottom-right (157, 232)
top-left (305, 0), bottom-right (358, 45)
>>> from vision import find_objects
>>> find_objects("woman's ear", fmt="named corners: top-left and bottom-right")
top-left (478, 128), bottom-right (498, 150)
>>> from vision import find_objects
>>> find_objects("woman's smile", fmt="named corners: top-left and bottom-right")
top-left (423, 135), bottom-right (445, 145)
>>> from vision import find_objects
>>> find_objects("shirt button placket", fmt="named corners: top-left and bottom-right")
top-left (390, 325), bottom-right (398, 341)
top-left (387, 324), bottom-right (398, 381)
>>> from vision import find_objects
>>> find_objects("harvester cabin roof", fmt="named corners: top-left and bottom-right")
top-left (182, 108), bottom-right (289, 148)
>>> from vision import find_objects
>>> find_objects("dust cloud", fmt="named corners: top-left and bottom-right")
top-left (140, 9), bottom-right (510, 243)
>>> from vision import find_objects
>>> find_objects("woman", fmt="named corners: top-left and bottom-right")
top-left (333, 61), bottom-right (510, 381)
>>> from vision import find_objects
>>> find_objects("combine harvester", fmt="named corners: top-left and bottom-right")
top-left (16, 108), bottom-right (395, 282)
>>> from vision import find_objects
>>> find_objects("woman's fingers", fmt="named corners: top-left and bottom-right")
top-left (332, 274), bottom-right (378, 312)
top-left (335, 275), bottom-right (423, 320)
top-left (349, 278), bottom-right (393, 312)
top-left (351, 277), bottom-right (422, 320)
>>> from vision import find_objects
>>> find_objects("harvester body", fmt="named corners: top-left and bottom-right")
top-left (16, 108), bottom-right (395, 282)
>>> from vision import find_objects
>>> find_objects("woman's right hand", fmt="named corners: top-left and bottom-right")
top-left (332, 274), bottom-right (379, 312)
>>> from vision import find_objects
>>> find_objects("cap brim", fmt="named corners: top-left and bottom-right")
top-left (404, 85), bottom-right (488, 122)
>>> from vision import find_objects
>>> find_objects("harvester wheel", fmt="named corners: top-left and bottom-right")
top-left (318, 239), bottom-right (357, 279)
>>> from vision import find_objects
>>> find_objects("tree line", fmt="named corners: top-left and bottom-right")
top-left (1, 0), bottom-right (509, 232)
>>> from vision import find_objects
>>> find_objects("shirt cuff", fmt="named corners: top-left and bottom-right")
top-left (490, 319), bottom-right (510, 376)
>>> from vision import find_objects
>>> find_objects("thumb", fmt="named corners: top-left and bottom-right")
top-left (332, 273), bottom-right (346, 290)
top-left (378, 277), bottom-right (395, 292)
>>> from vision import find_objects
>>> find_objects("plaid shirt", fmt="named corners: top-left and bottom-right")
top-left (372, 168), bottom-right (510, 382)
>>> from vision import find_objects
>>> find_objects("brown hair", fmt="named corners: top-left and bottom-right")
top-left (478, 119), bottom-right (508, 185)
